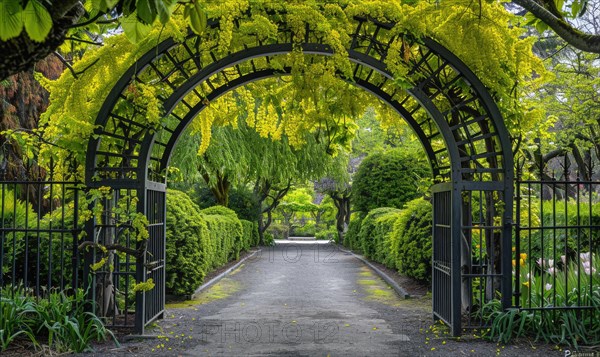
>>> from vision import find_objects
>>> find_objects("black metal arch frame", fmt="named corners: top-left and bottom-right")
top-left (85, 14), bottom-right (514, 335)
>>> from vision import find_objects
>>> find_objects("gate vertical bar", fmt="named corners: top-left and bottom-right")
top-left (501, 174), bottom-right (515, 312)
top-left (72, 188), bottom-right (80, 292)
top-left (513, 169), bottom-right (521, 308)
top-left (451, 184), bottom-right (462, 336)
top-left (135, 187), bottom-right (146, 335)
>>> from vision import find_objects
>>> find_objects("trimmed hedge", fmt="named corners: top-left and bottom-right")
top-left (166, 190), bottom-right (210, 296)
top-left (344, 198), bottom-right (433, 282)
top-left (344, 213), bottom-right (364, 252)
top-left (240, 219), bottom-right (259, 250)
top-left (392, 199), bottom-right (433, 282)
top-left (165, 190), bottom-right (258, 296)
top-left (358, 207), bottom-right (401, 262)
top-left (200, 206), bottom-right (244, 267)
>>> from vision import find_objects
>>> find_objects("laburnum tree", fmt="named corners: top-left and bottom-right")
top-left (3, 0), bottom-right (548, 301)
top-left (167, 74), bottom-right (363, 244)
top-left (3, 0), bottom-right (596, 83)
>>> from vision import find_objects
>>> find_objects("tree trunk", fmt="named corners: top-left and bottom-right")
top-left (97, 195), bottom-right (118, 318)
top-left (254, 179), bottom-right (291, 245)
top-left (332, 193), bottom-right (350, 244)
top-left (0, 2), bottom-right (84, 80)
top-left (202, 170), bottom-right (230, 206)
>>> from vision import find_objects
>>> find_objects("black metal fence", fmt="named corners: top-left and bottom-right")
top-left (0, 169), bottom-right (141, 330)
top-left (0, 173), bottom-right (83, 297)
top-left (3, 152), bottom-right (600, 335)
top-left (514, 155), bottom-right (600, 324)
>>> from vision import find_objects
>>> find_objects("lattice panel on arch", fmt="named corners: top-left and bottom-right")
top-left (88, 14), bottom-right (508, 187)
top-left (347, 16), bottom-right (505, 182)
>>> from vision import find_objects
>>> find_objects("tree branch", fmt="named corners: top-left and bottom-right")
top-left (78, 241), bottom-right (142, 257)
top-left (514, 0), bottom-right (600, 53)
top-left (66, 11), bottom-right (106, 29)
top-left (53, 52), bottom-right (79, 79)
top-left (64, 36), bottom-right (104, 46)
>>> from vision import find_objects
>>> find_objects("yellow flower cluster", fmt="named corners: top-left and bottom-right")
top-left (38, 0), bottom-right (546, 181)
top-left (512, 253), bottom-right (528, 267)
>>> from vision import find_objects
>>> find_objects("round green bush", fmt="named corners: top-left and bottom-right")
top-left (200, 205), bottom-right (238, 218)
top-left (392, 198), bottom-right (433, 282)
top-left (351, 148), bottom-right (430, 215)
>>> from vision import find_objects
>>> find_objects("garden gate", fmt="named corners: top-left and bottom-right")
top-left (0, 5), bottom-right (515, 336)
top-left (84, 10), bottom-right (514, 335)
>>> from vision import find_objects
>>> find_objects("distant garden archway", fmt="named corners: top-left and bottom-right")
top-left (85, 6), bottom-right (514, 335)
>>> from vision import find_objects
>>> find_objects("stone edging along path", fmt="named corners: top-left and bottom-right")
top-left (192, 248), bottom-right (262, 298)
top-left (336, 245), bottom-right (411, 299)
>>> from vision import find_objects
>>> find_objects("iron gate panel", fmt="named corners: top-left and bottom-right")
top-left (432, 183), bottom-right (461, 335)
top-left (136, 186), bottom-right (166, 333)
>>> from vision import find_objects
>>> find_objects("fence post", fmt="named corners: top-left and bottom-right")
top-left (72, 187), bottom-right (80, 292)
top-left (514, 162), bottom-right (521, 308)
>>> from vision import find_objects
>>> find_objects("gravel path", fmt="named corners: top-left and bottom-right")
top-left (90, 241), bottom-right (566, 356)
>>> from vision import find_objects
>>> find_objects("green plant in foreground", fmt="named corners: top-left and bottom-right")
top-left (0, 291), bottom-right (38, 350)
top-left (0, 287), bottom-right (118, 353)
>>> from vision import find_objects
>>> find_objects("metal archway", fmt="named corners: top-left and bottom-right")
top-left (85, 14), bottom-right (513, 335)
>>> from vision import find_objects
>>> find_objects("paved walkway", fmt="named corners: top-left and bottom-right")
top-left (95, 242), bottom-right (563, 356)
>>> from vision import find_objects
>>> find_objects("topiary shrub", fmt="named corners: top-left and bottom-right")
top-left (351, 148), bottom-right (430, 215)
top-left (392, 198), bottom-right (433, 282)
top-left (165, 190), bottom-right (210, 296)
top-left (357, 207), bottom-right (401, 261)
top-left (200, 205), bottom-right (238, 218)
